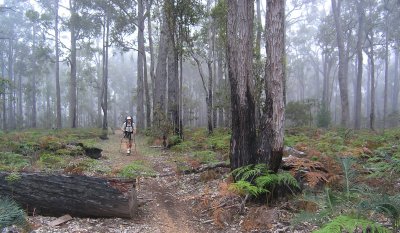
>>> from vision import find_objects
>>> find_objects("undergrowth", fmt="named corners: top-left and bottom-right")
top-left (0, 196), bottom-right (26, 230)
top-left (229, 164), bottom-right (299, 202)
top-left (119, 161), bottom-right (155, 178)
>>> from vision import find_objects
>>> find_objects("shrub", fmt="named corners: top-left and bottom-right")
top-left (168, 135), bottom-right (182, 147)
top-left (192, 150), bottom-right (218, 164)
top-left (119, 161), bottom-right (155, 178)
top-left (0, 196), bottom-right (26, 229)
top-left (229, 164), bottom-right (299, 200)
top-left (316, 104), bottom-right (331, 128)
top-left (286, 101), bottom-right (312, 127)
top-left (38, 153), bottom-right (65, 169)
top-left (0, 152), bottom-right (29, 171)
top-left (313, 215), bottom-right (389, 233)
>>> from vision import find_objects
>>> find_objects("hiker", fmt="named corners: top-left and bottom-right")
top-left (121, 116), bottom-right (136, 154)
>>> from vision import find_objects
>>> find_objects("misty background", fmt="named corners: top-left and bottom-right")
top-left (0, 0), bottom-right (399, 132)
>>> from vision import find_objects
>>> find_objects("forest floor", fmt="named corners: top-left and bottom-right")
top-left (26, 131), bottom-right (310, 233)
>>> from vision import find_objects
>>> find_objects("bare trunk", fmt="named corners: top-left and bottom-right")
top-left (17, 74), bottom-right (22, 128)
top-left (101, 12), bottom-right (110, 133)
top-left (262, 0), bottom-right (286, 173)
top-left (368, 33), bottom-right (375, 130)
top-left (227, 0), bottom-right (257, 170)
top-left (1, 52), bottom-right (6, 130)
top-left (8, 39), bottom-right (15, 129)
top-left (137, 0), bottom-right (145, 130)
top-left (146, 0), bottom-right (155, 122)
top-left (354, 0), bottom-right (365, 130)
top-left (393, 45), bottom-right (399, 114)
top-left (167, 24), bottom-right (179, 135)
top-left (154, 12), bottom-right (168, 126)
top-left (55, 0), bottom-right (62, 128)
top-left (331, 0), bottom-right (350, 127)
top-left (144, 52), bottom-right (151, 128)
top-left (69, 0), bottom-right (77, 128)
top-left (31, 26), bottom-right (37, 128)
top-left (383, 19), bottom-right (389, 129)
top-left (217, 51), bottom-right (224, 127)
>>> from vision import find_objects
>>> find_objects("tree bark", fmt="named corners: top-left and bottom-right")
top-left (8, 38), bottom-right (15, 130)
top-left (227, 0), bottom-right (257, 170)
top-left (393, 44), bottom-right (399, 114)
top-left (69, 0), bottom-right (77, 128)
top-left (354, 0), bottom-right (365, 130)
top-left (217, 51), bottom-right (224, 127)
top-left (154, 12), bottom-right (168, 126)
top-left (55, 0), bottom-right (62, 129)
top-left (262, 0), bottom-right (286, 173)
top-left (102, 11), bottom-right (110, 132)
top-left (383, 10), bottom-right (389, 129)
top-left (167, 37), bottom-right (179, 135)
top-left (0, 172), bottom-right (137, 218)
top-left (137, 0), bottom-right (145, 130)
top-left (331, 0), bottom-right (350, 127)
top-left (31, 26), bottom-right (37, 128)
top-left (367, 32), bottom-right (375, 130)
top-left (1, 52), bottom-right (6, 130)
top-left (146, 0), bottom-right (155, 124)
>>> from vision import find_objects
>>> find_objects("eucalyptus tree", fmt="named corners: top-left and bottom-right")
top-left (190, 0), bottom-right (215, 134)
top-left (331, 0), bottom-right (350, 127)
top-left (354, 0), bottom-right (366, 129)
top-left (66, 0), bottom-right (101, 128)
top-left (227, 0), bottom-right (257, 170)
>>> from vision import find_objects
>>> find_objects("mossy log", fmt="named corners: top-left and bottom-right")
top-left (0, 172), bottom-right (137, 218)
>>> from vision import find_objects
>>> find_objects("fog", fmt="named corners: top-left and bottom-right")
top-left (0, 0), bottom-right (399, 132)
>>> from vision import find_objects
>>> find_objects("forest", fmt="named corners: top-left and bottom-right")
top-left (0, 0), bottom-right (400, 232)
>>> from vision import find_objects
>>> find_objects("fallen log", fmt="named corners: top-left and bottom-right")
top-left (0, 172), bottom-right (137, 218)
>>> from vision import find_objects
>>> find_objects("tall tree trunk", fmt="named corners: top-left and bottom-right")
top-left (255, 0), bottom-right (262, 60)
top-left (383, 12), bottom-right (389, 129)
top-left (101, 12), bottom-right (110, 132)
top-left (146, 0), bottom-right (155, 123)
top-left (368, 33), bottom-right (375, 130)
top-left (144, 51), bottom-right (151, 128)
top-left (227, 0), bottom-right (257, 170)
top-left (69, 0), bottom-right (77, 128)
top-left (217, 51), bottom-right (224, 127)
top-left (331, 0), bottom-right (350, 127)
top-left (31, 27), bottom-right (37, 128)
top-left (1, 52), bottom-right (6, 131)
top-left (136, 0), bottom-right (145, 130)
top-left (17, 74), bottom-right (22, 128)
top-left (166, 8), bottom-right (179, 135)
top-left (154, 12), bottom-right (168, 126)
top-left (55, 0), bottom-right (62, 128)
top-left (393, 44), bottom-right (399, 114)
top-left (8, 39), bottom-right (15, 130)
top-left (354, 0), bottom-right (365, 130)
top-left (261, 0), bottom-right (286, 173)
top-left (207, 0), bottom-right (214, 134)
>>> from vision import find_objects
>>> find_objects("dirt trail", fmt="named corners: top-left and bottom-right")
top-left (100, 132), bottom-right (203, 233)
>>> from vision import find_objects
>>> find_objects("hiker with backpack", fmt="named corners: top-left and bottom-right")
top-left (121, 116), bottom-right (136, 154)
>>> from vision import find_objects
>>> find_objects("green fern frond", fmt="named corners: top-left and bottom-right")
top-left (313, 215), bottom-right (390, 233)
top-left (255, 173), bottom-right (278, 188)
top-left (229, 180), bottom-right (267, 197)
top-left (231, 163), bottom-right (269, 181)
top-left (277, 172), bottom-right (300, 189)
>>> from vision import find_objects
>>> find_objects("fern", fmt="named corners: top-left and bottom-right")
top-left (313, 215), bottom-right (390, 233)
top-left (231, 164), bottom-right (268, 181)
top-left (229, 180), bottom-right (267, 197)
top-left (339, 157), bottom-right (354, 200)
